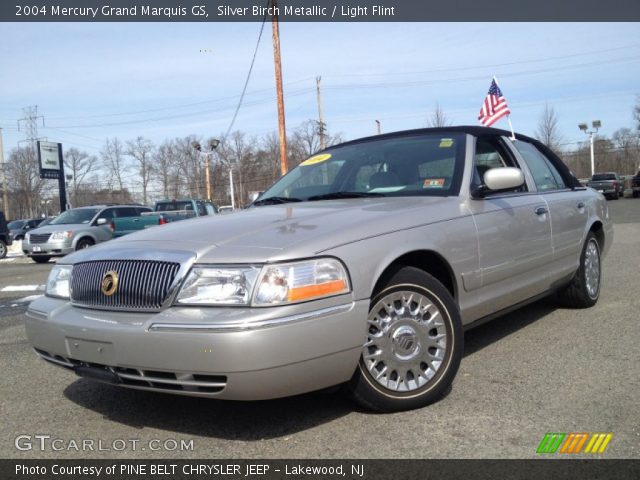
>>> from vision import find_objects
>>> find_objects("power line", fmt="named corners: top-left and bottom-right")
top-left (224, 1), bottom-right (270, 139)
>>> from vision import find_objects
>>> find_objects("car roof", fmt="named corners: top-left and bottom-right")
top-left (329, 125), bottom-right (538, 149)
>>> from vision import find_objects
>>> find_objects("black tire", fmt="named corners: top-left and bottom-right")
top-left (75, 238), bottom-right (94, 250)
top-left (633, 191), bottom-right (639, 198)
top-left (32, 256), bottom-right (50, 264)
top-left (346, 266), bottom-right (463, 412)
top-left (15, 235), bottom-right (24, 241)
top-left (556, 232), bottom-right (601, 308)
top-left (0, 240), bottom-right (7, 259)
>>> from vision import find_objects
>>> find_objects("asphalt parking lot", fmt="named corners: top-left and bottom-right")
top-left (1, 200), bottom-right (638, 459)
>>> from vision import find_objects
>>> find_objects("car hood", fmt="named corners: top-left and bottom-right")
top-left (28, 224), bottom-right (90, 235)
top-left (65, 197), bottom-right (465, 264)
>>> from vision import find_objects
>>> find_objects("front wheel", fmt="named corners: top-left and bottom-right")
top-left (32, 256), bottom-right (51, 264)
top-left (0, 240), bottom-right (7, 259)
top-left (346, 267), bottom-right (463, 412)
top-left (556, 232), bottom-right (601, 308)
top-left (75, 238), bottom-right (94, 250)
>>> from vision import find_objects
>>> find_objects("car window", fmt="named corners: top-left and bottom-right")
top-left (259, 133), bottom-right (466, 201)
top-left (592, 173), bottom-right (616, 181)
top-left (116, 207), bottom-right (138, 217)
top-left (8, 220), bottom-right (25, 229)
top-left (137, 207), bottom-right (152, 215)
top-left (97, 209), bottom-right (115, 222)
top-left (513, 140), bottom-right (567, 191)
top-left (50, 208), bottom-right (100, 225)
top-left (196, 201), bottom-right (207, 216)
top-left (473, 138), bottom-right (527, 193)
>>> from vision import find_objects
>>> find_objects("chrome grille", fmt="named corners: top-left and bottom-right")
top-left (70, 260), bottom-right (181, 310)
top-left (29, 233), bottom-right (52, 244)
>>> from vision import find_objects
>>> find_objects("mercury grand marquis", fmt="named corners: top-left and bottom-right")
top-left (26, 127), bottom-right (612, 412)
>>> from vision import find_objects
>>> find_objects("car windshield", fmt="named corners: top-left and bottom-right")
top-left (592, 173), bottom-right (615, 181)
top-left (50, 208), bottom-right (100, 225)
top-left (8, 220), bottom-right (25, 229)
top-left (257, 133), bottom-right (465, 204)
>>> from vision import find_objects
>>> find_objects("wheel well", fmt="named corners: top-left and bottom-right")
top-left (590, 221), bottom-right (604, 250)
top-left (76, 236), bottom-right (95, 245)
top-left (373, 250), bottom-right (457, 300)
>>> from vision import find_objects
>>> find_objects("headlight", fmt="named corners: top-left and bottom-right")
top-left (175, 267), bottom-right (260, 305)
top-left (46, 265), bottom-right (72, 299)
top-left (50, 231), bottom-right (73, 241)
top-left (253, 258), bottom-right (350, 305)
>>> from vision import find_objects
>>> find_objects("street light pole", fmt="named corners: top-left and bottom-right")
top-left (578, 120), bottom-right (601, 177)
top-left (204, 154), bottom-right (212, 201)
top-left (229, 169), bottom-right (235, 210)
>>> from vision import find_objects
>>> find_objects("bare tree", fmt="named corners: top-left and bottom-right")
top-left (535, 104), bottom-right (563, 153)
top-left (634, 95), bottom-right (640, 131)
top-left (5, 145), bottom-right (45, 218)
top-left (101, 138), bottom-right (128, 192)
top-left (426, 103), bottom-right (451, 128)
top-left (126, 136), bottom-right (154, 205)
top-left (288, 120), bottom-right (343, 168)
top-left (64, 148), bottom-right (97, 207)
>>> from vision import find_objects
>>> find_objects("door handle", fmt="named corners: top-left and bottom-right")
top-left (534, 206), bottom-right (548, 215)
top-left (577, 202), bottom-right (585, 209)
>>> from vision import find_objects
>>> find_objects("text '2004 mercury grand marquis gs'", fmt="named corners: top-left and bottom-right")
top-left (26, 127), bottom-right (612, 412)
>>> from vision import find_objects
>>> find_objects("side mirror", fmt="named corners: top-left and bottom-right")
top-left (483, 167), bottom-right (525, 193)
top-left (96, 218), bottom-right (108, 225)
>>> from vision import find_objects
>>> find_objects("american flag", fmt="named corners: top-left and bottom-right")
top-left (478, 79), bottom-right (510, 127)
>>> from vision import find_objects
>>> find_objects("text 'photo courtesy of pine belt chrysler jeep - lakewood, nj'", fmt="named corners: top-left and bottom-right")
top-left (26, 126), bottom-right (612, 412)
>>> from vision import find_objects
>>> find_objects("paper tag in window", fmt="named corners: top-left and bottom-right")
top-left (301, 153), bottom-right (331, 166)
top-left (439, 138), bottom-right (454, 148)
top-left (423, 178), bottom-right (445, 188)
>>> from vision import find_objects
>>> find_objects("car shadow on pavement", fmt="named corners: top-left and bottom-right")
top-left (463, 297), bottom-right (558, 357)
top-left (63, 381), bottom-right (353, 440)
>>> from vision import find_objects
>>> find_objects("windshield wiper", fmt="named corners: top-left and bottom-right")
top-left (307, 191), bottom-right (386, 201)
top-left (252, 196), bottom-right (303, 206)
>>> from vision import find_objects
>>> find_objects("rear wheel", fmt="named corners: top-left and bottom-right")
top-left (0, 240), bottom-right (7, 259)
top-left (346, 267), bottom-right (463, 412)
top-left (75, 238), bottom-right (94, 250)
top-left (556, 232), bottom-right (601, 308)
top-left (32, 256), bottom-right (50, 264)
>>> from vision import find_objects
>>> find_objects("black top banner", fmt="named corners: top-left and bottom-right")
top-left (3, 0), bottom-right (640, 22)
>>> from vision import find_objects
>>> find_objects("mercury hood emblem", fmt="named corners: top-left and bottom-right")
top-left (101, 271), bottom-right (119, 296)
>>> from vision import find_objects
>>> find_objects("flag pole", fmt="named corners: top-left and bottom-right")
top-left (493, 76), bottom-right (516, 141)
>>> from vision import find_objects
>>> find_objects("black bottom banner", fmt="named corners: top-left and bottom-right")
top-left (3, 459), bottom-right (640, 480)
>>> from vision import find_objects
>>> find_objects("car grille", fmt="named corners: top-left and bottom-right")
top-left (29, 233), bottom-right (52, 244)
top-left (70, 260), bottom-right (181, 311)
top-left (34, 349), bottom-right (226, 395)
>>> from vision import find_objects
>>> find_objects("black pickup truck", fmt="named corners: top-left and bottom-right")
top-left (587, 172), bottom-right (622, 200)
top-left (631, 171), bottom-right (640, 198)
top-left (0, 211), bottom-right (12, 259)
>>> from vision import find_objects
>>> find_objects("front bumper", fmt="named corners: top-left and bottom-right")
top-left (23, 240), bottom-right (74, 257)
top-left (25, 296), bottom-right (368, 400)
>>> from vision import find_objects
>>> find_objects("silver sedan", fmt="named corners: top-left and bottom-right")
top-left (26, 127), bottom-right (612, 412)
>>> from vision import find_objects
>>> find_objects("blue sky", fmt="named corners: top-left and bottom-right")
top-left (1, 22), bottom-right (639, 158)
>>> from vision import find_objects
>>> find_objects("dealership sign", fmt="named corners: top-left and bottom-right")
top-left (37, 141), bottom-right (63, 179)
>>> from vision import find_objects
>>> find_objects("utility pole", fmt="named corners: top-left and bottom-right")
top-left (579, 120), bottom-right (601, 177)
top-left (316, 76), bottom-right (326, 150)
top-left (272, 0), bottom-right (288, 176)
top-left (0, 128), bottom-right (9, 219)
top-left (375, 120), bottom-right (381, 135)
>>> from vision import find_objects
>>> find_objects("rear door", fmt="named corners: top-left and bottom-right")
top-left (508, 139), bottom-right (588, 276)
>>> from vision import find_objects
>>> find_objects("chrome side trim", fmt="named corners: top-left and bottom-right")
top-left (26, 309), bottom-right (48, 321)
top-left (148, 302), bottom-right (354, 332)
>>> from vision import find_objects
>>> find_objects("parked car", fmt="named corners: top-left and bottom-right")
top-left (0, 211), bottom-right (11, 259)
top-left (218, 205), bottom-right (234, 214)
top-left (26, 126), bottom-right (612, 412)
top-left (631, 170), bottom-right (640, 198)
top-left (7, 217), bottom-right (45, 242)
top-left (587, 172), bottom-right (621, 200)
top-left (106, 206), bottom-right (153, 237)
top-left (110, 198), bottom-right (217, 235)
top-left (22, 204), bottom-right (145, 263)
